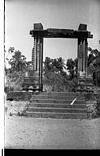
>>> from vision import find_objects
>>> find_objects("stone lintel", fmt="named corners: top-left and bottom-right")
top-left (30, 29), bottom-right (93, 39)
top-left (30, 23), bottom-right (93, 39)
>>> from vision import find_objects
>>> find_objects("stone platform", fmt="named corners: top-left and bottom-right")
top-left (6, 91), bottom-right (99, 119)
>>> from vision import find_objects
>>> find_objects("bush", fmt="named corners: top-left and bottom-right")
top-left (43, 72), bottom-right (78, 92)
top-left (96, 96), bottom-right (100, 115)
top-left (4, 86), bottom-right (14, 93)
top-left (5, 71), bottom-right (25, 92)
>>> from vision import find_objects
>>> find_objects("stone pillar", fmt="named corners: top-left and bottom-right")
top-left (39, 37), bottom-right (43, 91)
top-left (77, 36), bottom-right (93, 89)
top-left (32, 23), bottom-right (43, 91)
top-left (77, 37), bottom-right (88, 79)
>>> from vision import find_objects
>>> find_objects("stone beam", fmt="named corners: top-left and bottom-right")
top-left (30, 24), bottom-right (93, 39)
top-left (30, 29), bottom-right (93, 38)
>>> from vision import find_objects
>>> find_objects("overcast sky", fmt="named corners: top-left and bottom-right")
top-left (5, 0), bottom-right (100, 61)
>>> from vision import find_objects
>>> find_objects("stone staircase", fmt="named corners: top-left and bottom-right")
top-left (23, 92), bottom-right (88, 119)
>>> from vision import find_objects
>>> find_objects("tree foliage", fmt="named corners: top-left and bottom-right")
top-left (7, 47), bottom-right (27, 72)
top-left (5, 47), bottom-right (28, 91)
top-left (88, 47), bottom-right (100, 86)
top-left (66, 58), bottom-right (78, 80)
top-left (5, 46), bottom-right (100, 92)
top-left (44, 57), bottom-right (66, 74)
top-left (43, 57), bottom-right (77, 92)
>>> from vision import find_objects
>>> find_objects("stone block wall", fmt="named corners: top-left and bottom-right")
top-left (7, 91), bottom-right (34, 101)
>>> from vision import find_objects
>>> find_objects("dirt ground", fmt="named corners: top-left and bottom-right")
top-left (5, 113), bottom-right (100, 149)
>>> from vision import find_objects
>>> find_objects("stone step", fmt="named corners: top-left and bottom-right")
top-left (22, 92), bottom-right (88, 119)
top-left (27, 107), bottom-right (87, 113)
top-left (40, 93), bottom-right (85, 98)
top-left (30, 99), bottom-right (86, 104)
top-left (23, 112), bottom-right (87, 119)
top-left (41, 92), bottom-right (82, 96)
top-left (33, 91), bottom-right (84, 97)
top-left (29, 103), bottom-right (86, 108)
top-left (31, 96), bottom-right (85, 101)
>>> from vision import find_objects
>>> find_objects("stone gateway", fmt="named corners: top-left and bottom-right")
top-left (23, 23), bottom-right (93, 91)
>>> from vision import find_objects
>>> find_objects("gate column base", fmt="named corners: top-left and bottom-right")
top-left (77, 76), bottom-right (94, 92)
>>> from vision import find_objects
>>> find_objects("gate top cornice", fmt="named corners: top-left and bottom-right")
top-left (30, 23), bottom-right (93, 39)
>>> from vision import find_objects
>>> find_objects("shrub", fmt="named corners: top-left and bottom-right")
top-left (43, 72), bottom-right (78, 92)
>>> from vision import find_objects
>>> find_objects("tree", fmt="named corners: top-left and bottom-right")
top-left (43, 57), bottom-right (53, 73)
top-left (5, 47), bottom-right (28, 91)
top-left (44, 57), bottom-right (66, 74)
top-left (43, 56), bottom-right (77, 92)
top-left (88, 47), bottom-right (100, 86)
top-left (66, 58), bottom-right (77, 80)
top-left (73, 58), bottom-right (78, 76)
top-left (7, 47), bottom-right (27, 72)
top-left (52, 57), bottom-right (64, 73)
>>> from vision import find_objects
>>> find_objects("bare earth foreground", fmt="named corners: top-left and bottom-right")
top-left (5, 114), bottom-right (100, 149)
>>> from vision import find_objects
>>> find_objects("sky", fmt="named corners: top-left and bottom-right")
top-left (5, 0), bottom-right (100, 61)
